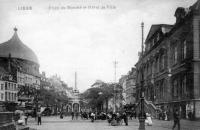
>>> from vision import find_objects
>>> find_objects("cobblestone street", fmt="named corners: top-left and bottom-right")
top-left (24, 116), bottom-right (200, 130)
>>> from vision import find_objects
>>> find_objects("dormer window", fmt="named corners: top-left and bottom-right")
top-left (183, 40), bottom-right (187, 59)
top-left (173, 45), bottom-right (178, 64)
top-left (174, 46), bottom-right (178, 64)
top-left (152, 39), bottom-right (155, 45)
top-left (147, 43), bottom-right (150, 51)
top-left (157, 33), bottom-right (160, 42)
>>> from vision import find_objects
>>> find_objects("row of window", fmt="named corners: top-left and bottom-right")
top-left (23, 66), bottom-right (38, 74)
top-left (172, 76), bottom-right (188, 98)
top-left (143, 75), bottom-right (188, 102)
top-left (0, 92), bottom-right (17, 101)
top-left (0, 82), bottom-right (17, 91)
top-left (0, 93), bottom-right (4, 101)
top-left (146, 32), bottom-right (161, 52)
top-left (5, 92), bottom-right (17, 101)
top-left (18, 76), bottom-right (39, 84)
top-left (172, 40), bottom-right (187, 64)
top-left (139, 40), bottom-right (188, 81)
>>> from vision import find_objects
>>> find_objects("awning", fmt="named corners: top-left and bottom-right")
top-left (18, 97), bottom-right (32, 101)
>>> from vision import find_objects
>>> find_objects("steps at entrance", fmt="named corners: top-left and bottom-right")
top-left (136, 99), bottom-right (160, 119)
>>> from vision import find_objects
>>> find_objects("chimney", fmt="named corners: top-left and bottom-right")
top-left (174, 7), bottom-right (186, 24)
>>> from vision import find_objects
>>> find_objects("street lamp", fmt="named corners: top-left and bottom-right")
top-left (139, 77), bottom-right (145, 130)
top-left (98, 92), bottom-right (103, 112)
top-left (139, 22), bottom-right (145, 130)
top-left (35, 84), bottom-right (40, 117)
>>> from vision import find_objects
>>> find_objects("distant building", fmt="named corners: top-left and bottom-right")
top-left (125, 68), bottom-right (136, 105)
top-left (119, 75), bottom-right (128, 105)
top-left (40, 71), bottom-right (52, 90)
top-left (136, 1), bottom-right (200, 119)
top-left (119, 68), bottom-right (136, 111)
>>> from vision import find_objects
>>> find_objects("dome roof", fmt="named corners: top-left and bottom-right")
top-left (0, 28), bottom-right (39, 64)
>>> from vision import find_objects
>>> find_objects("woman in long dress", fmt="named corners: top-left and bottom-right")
top-left (145, 113), bottom-right (152, 126)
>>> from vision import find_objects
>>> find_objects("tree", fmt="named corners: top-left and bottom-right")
top-left (39, 88), bottom-right (68, 107)
top-left (82, 83), bottom-right (114, 111)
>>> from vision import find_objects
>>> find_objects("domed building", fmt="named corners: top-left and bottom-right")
top-left (0, 28), bottom-right (40, 111)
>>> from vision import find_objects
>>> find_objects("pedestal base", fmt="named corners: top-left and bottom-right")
top-left (138, 118), bottom-right (145, 130)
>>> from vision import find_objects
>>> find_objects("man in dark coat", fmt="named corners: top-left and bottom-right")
top-left (172, 109), bottom-right (180, 130)
top-left (75, 112), bottom-right (79, 120)
top-left (37, 111), bottom-right (42, 125)
top-left (71, 111), bottom-right (74, 120)
top-left (122, 112), bottom-right (128, 126)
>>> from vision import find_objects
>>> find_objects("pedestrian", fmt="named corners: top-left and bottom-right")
top-left (14, 112), bottom-right (20, 125)
top-left (37, 111), bottom-right (42, 125)
top-left (172, 109), bottom-right (180, 130)
top-left (71, 111), bottom-right (74, 120)
top-left (166, 110), bottom-right (170, 121)
top-left (129, 112), bottom-right (133, 120)
top-left (91, 112), bottom-right (95, 122)
top-left (80, 111), bottom-right (83, 119)
top-left (75, 112), bottom-right (79, 120)
top-left (145, 113), bottom-right (152, 126)
top-left (122, 111), bottom-right (128, 126)
top-left (134, 111), bottom-right (137, 119)
top-left (164, 111), bottom-right (167, 121)
top-left (107, 113), bottom-right (112, 125)
top-left (60, 111), bottom-right (63, 119)
top-left (24, 112), bottom-right (28, 125)
top-left (116, 113), bottom-right (121, 125)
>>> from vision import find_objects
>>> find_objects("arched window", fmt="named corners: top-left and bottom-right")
top-left (182, 75), bottom-right (187, 97)
top-left (161, 54), bottom-right (165, 70)
top-left (174, 46), bottom-right (178, 64)
top-left (183, 40), bottom-right (187, 59)
top-left (157, 58), bottom-right (159, 72)
top-left (152, 61), bottom-right (154, 74)
top-left (173, 79), bottom-right (178, 97)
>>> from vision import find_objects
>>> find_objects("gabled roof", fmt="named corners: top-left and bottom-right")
top-left (190, 0), bottom-right (200, 11)
top-left (0, 28), bottom-right (39, 64)
top-left (145, 24), bottom-right (173, 43)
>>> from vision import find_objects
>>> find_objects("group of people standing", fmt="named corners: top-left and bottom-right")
top-left (64, 109), bottom-right (182, 130)
top-left (107, 111), bottom-right (128, 126)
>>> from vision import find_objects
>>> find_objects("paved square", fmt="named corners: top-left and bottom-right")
top-left (23, 116), bottom-right (200, 130)
top-left (25, 116), bottom-right (166, 130)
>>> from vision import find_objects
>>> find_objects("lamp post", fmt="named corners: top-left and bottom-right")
top-left (139, 22), bottom-right (145, 130)
top-left (139, 75), bottom-right (145, 130)
top-left (168, 68), bottom-right (172, 119)
top-left (35, 84), bottom-right (40, 117)
top-left (98, 92), bottom-right (103, 112)
top-left (113, 61), bottom-right (118, 113)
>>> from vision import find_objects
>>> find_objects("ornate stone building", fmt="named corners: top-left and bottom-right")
top-left (0, 28), bottom-right (40, 111)
top-left (136, 1), bottom-right (200, 119)
top-left (125, 68), bottom-right (136, 105)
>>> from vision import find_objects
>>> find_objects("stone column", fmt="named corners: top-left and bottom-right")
top-left (193, 13), bottom-right (200, 119)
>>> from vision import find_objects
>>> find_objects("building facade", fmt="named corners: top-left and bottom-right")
top-left (125, 68), bottom-right (136, 105)
top-left (119, 75), bottom-right (128, 105)
top-left (136, 1), bottom-right (200, 119)
top-left (0, 28), bottom-right (40, 111)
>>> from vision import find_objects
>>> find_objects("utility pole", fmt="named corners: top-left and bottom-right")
top-left (75, 72), bottom-right (77, 91)
top-left (114, 61), bottom-right (118, 83)
top-left (113, 60), bottom-right (118, 113)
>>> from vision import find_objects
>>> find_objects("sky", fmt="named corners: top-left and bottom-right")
top-left (0, 0), bottom-right (197, 92)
